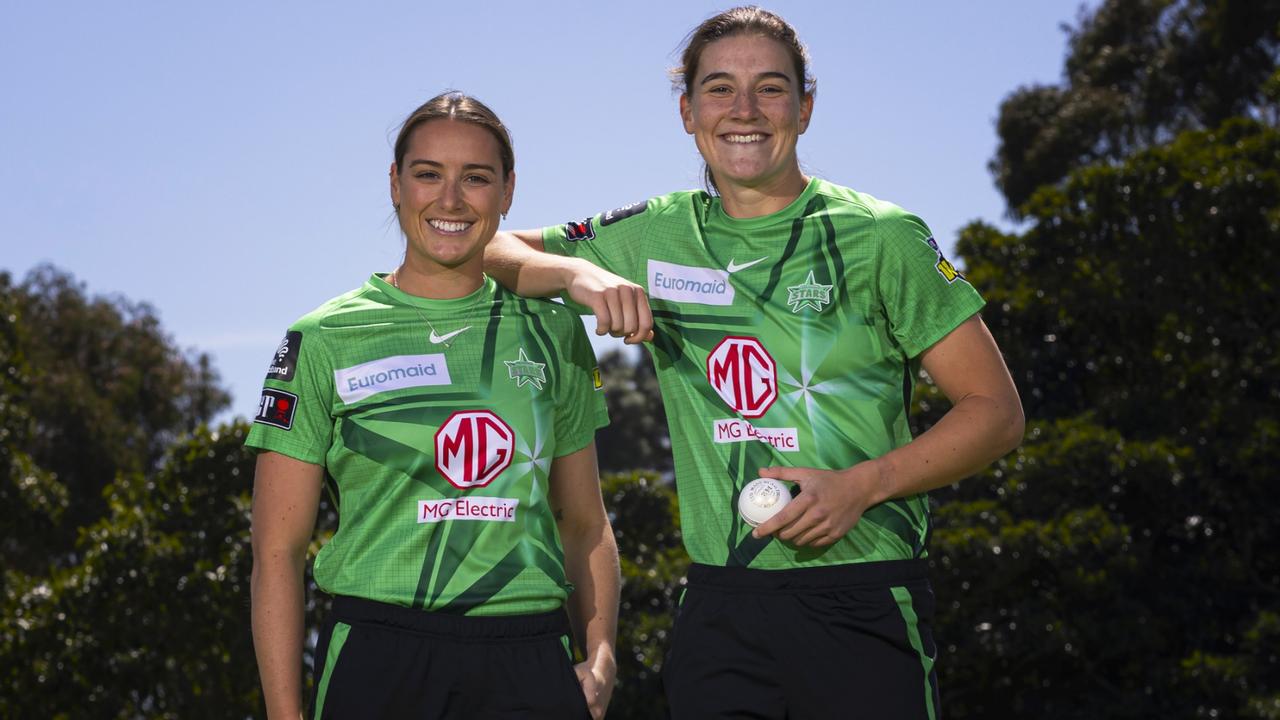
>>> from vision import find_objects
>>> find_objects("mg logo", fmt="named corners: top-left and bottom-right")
top-left (706, 336), bottom-right (777, 418)
top-left (434, 410), bottom-right (515, 489)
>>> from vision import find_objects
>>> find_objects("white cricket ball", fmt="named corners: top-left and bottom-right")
top-left (738, 477), bottom-right (792, 527)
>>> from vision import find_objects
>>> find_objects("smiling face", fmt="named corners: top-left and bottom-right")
top-left (390, 118), bottom-right (514, 275)
top-left (680, 33), bottom-right (813, 196)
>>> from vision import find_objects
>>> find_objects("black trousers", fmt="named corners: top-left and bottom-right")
top-left (663, 560), bottom-right (941, 719)
top-left (310, 595), bottom-right (591, 719)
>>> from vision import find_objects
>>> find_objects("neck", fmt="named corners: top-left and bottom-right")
top-left (391, 260), bottom-right (484, 300)
top-left (717, 167), bottom-right (809, 219)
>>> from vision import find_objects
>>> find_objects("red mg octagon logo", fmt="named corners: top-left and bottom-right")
top-left (434, 410), bottom-right (515, 489)
top-left (706, 336), bottom-right (777, 419)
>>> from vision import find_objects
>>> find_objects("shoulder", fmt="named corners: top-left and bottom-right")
top-left (287, 282), bottom-right (379, 334)
top-left (496, 288), bottom-right (586, 339)
top-left (597, 188), bottom-right (709, 226)
top-left (812, 179), bottom-right (930, 242)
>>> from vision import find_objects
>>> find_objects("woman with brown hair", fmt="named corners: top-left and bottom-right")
top-left (249, 91), bottom-right (618, 719)
top-left (485, 7), bottom-right (1024, 718)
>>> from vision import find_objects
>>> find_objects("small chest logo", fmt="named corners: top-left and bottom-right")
top-left (435, 410), bottom-right (515, 489)
top-left (505, 348), bottom-right (547, 390)
top-left (787, 271), bottom-right (833, 313)
top-left (706, 336), bottom-right (777, 418)
top-left (648, 259), bottom-right (735, 306)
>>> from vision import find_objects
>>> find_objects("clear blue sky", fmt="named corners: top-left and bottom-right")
top-left (1, 1), bottom-right (1092, 423)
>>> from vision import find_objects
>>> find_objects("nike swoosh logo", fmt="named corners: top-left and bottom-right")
top-left (726, 256), bottom-right (769, 273)
top-left (429, 326), bottom-right (472, 344)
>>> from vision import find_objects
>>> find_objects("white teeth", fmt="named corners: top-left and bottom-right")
top-left (428, 219), bottom-right (471, 233)
top-left (725, 134), bottom-right (765, 143)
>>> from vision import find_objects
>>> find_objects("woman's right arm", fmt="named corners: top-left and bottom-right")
top-left (251, 451), bottom-right (324, 720)
top-left (485, 230), bottom-right (653, 343)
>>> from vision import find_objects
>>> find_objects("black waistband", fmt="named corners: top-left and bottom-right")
top-left (329, 595), bottom-right (570, 640)
top-left (686, 559), bottom-right (928, 593)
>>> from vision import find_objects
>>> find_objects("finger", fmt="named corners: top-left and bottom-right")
top-left (626, 289), bottom-right (655, 345)
top-left (760, 466), bottom-right (807, 485)
top-left (789, 523), bottom-right (829, 547)
top-left (604, 289), bottom-right (626, 337)
top-left (590, 298), bottom-right (614, 336)
top-left (618, 287), bottom-right (639, 338)
top-left (775, 508), bottom-right (821, 543)
top-left (751, 495), bottom-right (808, 538)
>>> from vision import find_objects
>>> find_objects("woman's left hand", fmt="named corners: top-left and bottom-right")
top-left (574, 653), bottom-right (616, 720)
top-left (750, 462), bottom-right (885, 546)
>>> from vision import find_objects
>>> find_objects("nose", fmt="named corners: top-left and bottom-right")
top-left (729, 90), bottom-right (759, 119)
top-left (439, 178), bottom-right (465, 212)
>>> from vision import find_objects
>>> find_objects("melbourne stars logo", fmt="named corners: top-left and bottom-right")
top-left (504, 348), bottom-right (547, 390)
top-left (786, 271), bottom-right (833, 313)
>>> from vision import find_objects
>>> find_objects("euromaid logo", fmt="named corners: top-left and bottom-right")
top-left (334, 354), bottom-right (451, 404)
top-left (647, 259), bottom-right (734, 306)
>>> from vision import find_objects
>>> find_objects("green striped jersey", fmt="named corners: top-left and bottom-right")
top-left (544, 177), bottom-right (984, 568)
top-left (245, 274), bottom-right (608, 615)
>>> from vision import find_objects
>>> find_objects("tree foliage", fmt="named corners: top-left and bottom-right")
top-left (595, 350), bottom-right (671, 476)
top-left (1, 266), bottom-right (230, 574)
top-left (991, 0), bottom-right (1280, 213)
top-left (933, 1), bottom-right (1280, 713)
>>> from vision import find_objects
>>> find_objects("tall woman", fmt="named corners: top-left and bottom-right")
top-left (249, 92), bottom-right (617, 720)
top-left (485, 7), bottom-right (1024, 719)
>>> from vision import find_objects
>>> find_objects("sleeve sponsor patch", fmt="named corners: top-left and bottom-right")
top-left (266, 330), bottom-right (302, 381)
top-left (592, 366), bottom-right (604, 390)
top-left (924, 236), bottom-right (964, 284)
top-left (600, 200), bottom-right (647, 226)
top-left (564, 218), bottom-right (595, 242)
top-left (255, 388), bottom-right (298, 430)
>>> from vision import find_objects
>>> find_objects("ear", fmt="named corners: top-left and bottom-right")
top-left (389, 162), bottom-right (401, 210)
top-left (502, 171), bottom-right (516, 216)
top-left (679, 94), bottom-right (695, 135)
top-left (798, 92), bottom-right (814, 135)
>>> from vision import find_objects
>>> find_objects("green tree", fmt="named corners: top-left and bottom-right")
top-left (991, 0), bottom-right (1280, 213)
top-left (595, 350), bottom-right (671, 476)
top-left (931, 1), bottom-right (1280, 714)
top-left (601, 471), bottom-right (686, 720)
top-left (1, 266), bottom-right (230, 574)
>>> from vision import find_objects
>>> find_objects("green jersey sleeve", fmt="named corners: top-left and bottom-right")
top-left (541, 199), bottom-right (654, 286)
top-left (244, 317), bottom-right (335, 465)
top-left (552, 318), bottom-right (609, 457)
top-left (875, 207), bottom-right (987, 359)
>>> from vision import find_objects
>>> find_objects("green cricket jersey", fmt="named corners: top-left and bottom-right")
top-left (245, 274), bottom-right (608, 615)
top-left (544, 177), bottom-right (984, 569)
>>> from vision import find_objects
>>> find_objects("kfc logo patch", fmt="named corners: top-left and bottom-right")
top-left (254, 389), bottom-right (298, 430)
top-left (706, 337), bottom-right (777, 419)
top-left (434, 410), bottom-right (515, 489)
top-left (564, 218), bottom-right (595, 242)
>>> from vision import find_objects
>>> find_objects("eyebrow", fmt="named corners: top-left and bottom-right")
top-left (699, 70), bottom-right (793, 86)
top-left (407, 159), bottom-right (498, 173)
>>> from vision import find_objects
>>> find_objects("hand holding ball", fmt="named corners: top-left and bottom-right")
top-left (738, 478), bottom-right (792, 527)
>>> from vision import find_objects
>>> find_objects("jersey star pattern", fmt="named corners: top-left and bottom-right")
top-left (246, 275), bottom-right (608, 615)
top-left (545, 178), bottom-right (984, 569)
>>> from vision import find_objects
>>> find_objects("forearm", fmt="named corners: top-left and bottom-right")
top-left (562, 520), bottom-right (620, 668)
top-left (251, 552), bottom-right (308, 720)
top-left (485, 230), bottom-right (580, 297)
top-left (869, 392), bottom-right (1024, 505)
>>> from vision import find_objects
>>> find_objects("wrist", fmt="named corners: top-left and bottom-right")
top-left (587, 645), bottom-right (617, 676)
top-left (557, 257), bottom-right (591, 291)
top-left (857, 455), bottom-right (896, 507)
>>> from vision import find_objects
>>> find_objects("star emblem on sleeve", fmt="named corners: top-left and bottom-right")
top-left (786, 271), bottom-right (833, 313)
top-left (504, 348), bottom-right (547, 390)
